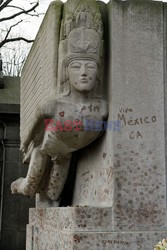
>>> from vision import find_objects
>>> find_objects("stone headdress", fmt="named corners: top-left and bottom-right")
top-left (57, 0), bottom-right (104, 96)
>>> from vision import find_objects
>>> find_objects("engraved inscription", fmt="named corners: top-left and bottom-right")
top-left (129, 131), bottom-right (142, 140)
top-left (102, 240), bottom-right (129, 246)
top-left (118, 107), bottom-right (157, 127)
top-left (118, 107), bottom-right (157, 140)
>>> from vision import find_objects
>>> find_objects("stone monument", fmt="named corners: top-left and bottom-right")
top-left (11, 0), bottom-right (108, 206)
top-left (11, 0), bottom-right (167, 249)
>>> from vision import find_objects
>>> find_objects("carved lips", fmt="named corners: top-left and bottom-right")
top-left (80, 77), bottom-right (88, 83)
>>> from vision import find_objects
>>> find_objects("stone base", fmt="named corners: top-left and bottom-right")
top-left (26, 207), bottom-right (167, 250)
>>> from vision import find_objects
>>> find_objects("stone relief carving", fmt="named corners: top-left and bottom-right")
top-left (94, 12), bottom-right (103, 37)
top-left (11, 0), bottom-right (108, 205)
top-left (64, 13), bottom-right (74, 37)
top-left (75, 3), bottom-right (93, 29)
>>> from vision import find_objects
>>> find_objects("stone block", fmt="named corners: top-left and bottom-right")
top-left (29, 207), bottom-right (113, 231)
top-left (73, 0), bottom-right (167, 232)
top-left (27, 207), bottom-right (167, 250)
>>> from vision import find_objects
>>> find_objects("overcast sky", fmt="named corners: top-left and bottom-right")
top-left (1, 0), bottom-right (164, 41)
top-left (23, 0), bottom-right (110, 38)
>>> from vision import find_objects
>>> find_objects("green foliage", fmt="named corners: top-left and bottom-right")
top-left (154, 239), bottom-right (167, 250)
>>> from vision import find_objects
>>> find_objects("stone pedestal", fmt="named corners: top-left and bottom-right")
top-left (26, 207), bottom-right (167, 250)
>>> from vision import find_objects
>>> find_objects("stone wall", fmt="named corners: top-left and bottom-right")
top-left (73, 0), bottom-right (167, 232)
top-left (20, 1), bottom-right (63, 145)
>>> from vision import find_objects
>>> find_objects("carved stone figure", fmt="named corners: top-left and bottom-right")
top-left (64, 13), bottom-right (74, 37)
top-left (11, 0), bottom-right (108, 205)
top-left (94, 12), bottom-right (103, 37)
top-left (75, 3), bottom-right (93, 29)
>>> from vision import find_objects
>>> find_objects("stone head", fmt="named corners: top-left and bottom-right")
top-left (67, 58), bottom-right (98, 92)
top-left (80, 4), bottom-right (87, 12)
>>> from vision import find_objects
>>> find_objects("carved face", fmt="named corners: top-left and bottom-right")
top-left (68, 59), bottom-right (97, 92)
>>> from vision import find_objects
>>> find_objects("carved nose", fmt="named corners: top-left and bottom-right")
top-left (81, 65), bottom-right (87, 76)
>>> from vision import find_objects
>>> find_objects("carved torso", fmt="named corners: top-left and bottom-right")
top-left (41, 98), bottom-right (108, 157)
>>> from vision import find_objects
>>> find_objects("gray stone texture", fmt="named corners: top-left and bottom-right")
top-left (111, 0), bottom-right (166, 232)
top-left (27, 207), bottom-right (167, 250)
top-left (12, 0), bottom-right (108, 203)
top-left (73, 0), bottom-right (167, 230)
top-left (25, 0), bottom-right (167, 249)
top-left (20, 1), bottom-right (63, 144)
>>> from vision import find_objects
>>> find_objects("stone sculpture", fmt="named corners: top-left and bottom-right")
top-left (11, 0), bottom-right (108, 205)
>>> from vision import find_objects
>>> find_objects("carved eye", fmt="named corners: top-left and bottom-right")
top-left (87, 63), bottom-right (97, 69)
top-left (70, 62), bottom-right (81, 69)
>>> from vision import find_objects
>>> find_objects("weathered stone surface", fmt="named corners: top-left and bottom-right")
top-left (28, 207), bottom-right (113, 231)
top-left (11, 0), bottom-right (108, 204)
top-left (111, 0), bottom-right (166, 232)
top-left (18, 0), bottom-right (167, 249)
top-left (27, 207), bottom-right (167, 250)
top-left (73, 0), bottom-right (167, 231)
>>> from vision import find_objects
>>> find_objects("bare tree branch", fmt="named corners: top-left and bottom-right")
top-left (0, 37), bottom-right (34, 48)
top-left (0, 1), bottom-right (39, 22)
top-left (0, 0), bottom-right (13, 12)
top-left (6, 4), bottom-right (43, 16)
top-left (6, 5), bottom-right (29, 11)
top-left (0, 0), bottom-right (42, 75)
top-left (2, 41), bottom-right (31, 76)
top-left (4, 20), bottom-right (23, 40)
